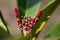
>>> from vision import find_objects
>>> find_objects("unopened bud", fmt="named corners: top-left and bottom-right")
top-left (14, 8), bottom-right (19, 17)
top-left (37, 9), bottom-right (42, 17)
top-left (31, 18), bottom-right (35, 24)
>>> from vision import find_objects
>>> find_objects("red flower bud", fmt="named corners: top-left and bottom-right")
top-left (31, 18), bottom-right (35, 24)
top-left (14, 8), bottom-right (19, 17)
top-left (37, 9), bottom-right (42, 17)
top-left (17, 21), bottom-right (20, 25)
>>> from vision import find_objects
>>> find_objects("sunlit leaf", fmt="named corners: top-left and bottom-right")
top-left (0, 11), bottom-right (8, 31)
top-left (17, 0), bottom-right (41, 19)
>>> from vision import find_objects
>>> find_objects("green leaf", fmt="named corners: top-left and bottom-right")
top-left (0, 18), bottom-right (7, 31)
top-left (31, 0), bottom-right (60, 40)
top-left (0, 11), bottom-right (8, 31)
top-left (0, 27), bottom-right (14, 40)
top-left (17, 0), bottom-right (41, 19)
top-left (43, 22), bottom-right (60, 40)
top-left (0, 11), bottom-right (14, 40)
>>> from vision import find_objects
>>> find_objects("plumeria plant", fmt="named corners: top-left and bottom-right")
top-left (14, 8), bottom-right (42, 36)
top-left (0, 0), bottom-right (60, 40)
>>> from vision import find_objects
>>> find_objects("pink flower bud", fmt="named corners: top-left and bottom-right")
top-left (14, 8), bottom-right (19, 17)
top-left (17, 21), bottom-right (20, 25)
top-left (31, 18), bottom-right (35, 24)
top-left (28, 24), bottom-right (33, 28)
top-left (37, 9), bottom-right (42, 17)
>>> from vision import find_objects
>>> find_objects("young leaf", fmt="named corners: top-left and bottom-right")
top-left (17, 0), bottom-right (41, 19)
